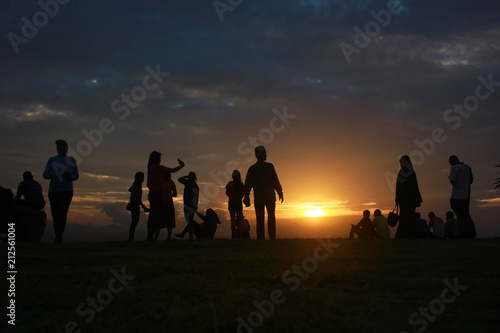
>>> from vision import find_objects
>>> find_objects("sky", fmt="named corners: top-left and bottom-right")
top-left (1, 0), bottom-right (500, 240)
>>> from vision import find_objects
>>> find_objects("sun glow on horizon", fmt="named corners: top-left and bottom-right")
top-left (304, 207), bottom-right (325, 218)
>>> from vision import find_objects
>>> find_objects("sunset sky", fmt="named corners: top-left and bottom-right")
top-left (1, 0), bottom-right (500, 240)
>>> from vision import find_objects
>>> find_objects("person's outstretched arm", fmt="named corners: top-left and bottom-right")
top-left (167, 159), bottom-right (185, 173)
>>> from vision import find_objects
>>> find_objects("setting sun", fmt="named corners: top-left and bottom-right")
top-left (304, 207), bottom-right (325, 218)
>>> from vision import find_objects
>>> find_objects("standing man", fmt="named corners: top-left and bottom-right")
top-left (448, 155), bottom-right (476, 238)
top-left (243, 146), bottom-right (283, 240)
top-left (43, 139), bottom-right (79, 242)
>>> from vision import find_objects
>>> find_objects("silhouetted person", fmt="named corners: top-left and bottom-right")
top-left (14, 171), bottom-right (47, 241)
top-left (395, 155), bottom-right (422, 239)
top-left (127, 172), bottom-right (149, 242)
top-left (349, 210), bottom-right (377, 239)
top-left (445, 211), bottom-right (461, 239)
top-left (238, 216), bottom-right (251, 239)
top-left (428, 212), bottom-right (445, 239)
top-left (415, 212), bottom-right (429, 239)
top-left (225, 170), bottom-right (245, 239)
top-left (157, 172), bottom-right (176, 240)
top-left (15, 171), bottom-right (45, 210)
top-left (177, 172), bottom-right (199, 240)
top-left (243, 146), bottom-right (283, 240)
top-left (146, 151), bottom-right (184, 241)
top-left (448, 155), bottom-right (476, 238)
top-left (43, 139), bottom-right (79, 243)
top-left (373, 209), bottom-right (391, 239)
top-left (175, 208), bottom-right (220, 239)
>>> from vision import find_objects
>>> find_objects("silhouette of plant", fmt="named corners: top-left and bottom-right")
top-left (496, 164), bottom-right (500, 193)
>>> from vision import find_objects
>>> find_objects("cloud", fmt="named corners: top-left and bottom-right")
top-left (476, 198), bottom-right (500, 208)
top-left (81, 172), bottom-right (122, 181)
top-left (6, 104), bottom-right (72, 122)
top-left (99, 202), bottom-right (131, 227)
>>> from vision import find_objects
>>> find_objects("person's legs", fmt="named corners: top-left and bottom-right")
top-left (164, 201), bottom-right (175, 240)
top-left (229, 209), bottom-right (238, 239)
top-left (451, 199), bottom-right (468, 237)
top-left (175, 224), bottom-right (190, 238)
top-left (453, 198), bottom-right (475, 239)
top-left (349, 225), bottom-right (370, 239)
top-left (176, 221), bottom-right (200, 239)
top-left (349, 225), bottom-right (357, 239)
top-left (48, 192), bottom-right (60, 240)
top-left (266, 201), bottom-right (276, 240)
top-left (254, 202), bottom-right (265, 239)
top-left (395, 204), bottom-right (416, 239)
top-left (147, 192), bottom-right (162, 241)
top-left (184, 205), bottom-right (196, 240)
top-left (49, 191), bottom-right (73, 241)
top-left (128, 205), bottom-right (140, 241)
top-left (236, 209), bottom-right (244, 238)
top-left (176, 206), bottom-right (195, 238)
top-left (191, 222), bottom-right (202, 239)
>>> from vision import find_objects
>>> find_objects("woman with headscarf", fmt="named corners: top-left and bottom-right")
top-left (395, 155), bottom-right (423, 239)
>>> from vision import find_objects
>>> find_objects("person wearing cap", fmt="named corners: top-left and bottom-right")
top-left (15, 171), bottom-right (45, 211)
top-left (225, 170), bottom-right (245, 239)
top-left (243, 146), bottom-right (283, 240)
top-left (43, 139), bottom-right (79, 242)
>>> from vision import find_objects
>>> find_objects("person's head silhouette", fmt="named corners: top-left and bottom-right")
top-left (134, 171), bottom-right (144, 184)
top-left (255, 145), bottom-right (267, 162)
top-left (55, 139), bottom-right (68, 157)
top-left (232, 170), bottom-right (241, 182)
top-left (449, 155), bottom-right (460, 166)
top-left (188, 171), bottom-right (197, 181)
top-left (22, 171), bottom-right (34, 180)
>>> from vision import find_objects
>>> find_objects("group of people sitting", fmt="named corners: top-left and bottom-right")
top-left (349, 209), bottom-right (468, 240)
top-left (414, 211), bottom-right (465, 239)
top-left (0, 172), bottom-right (47, 241)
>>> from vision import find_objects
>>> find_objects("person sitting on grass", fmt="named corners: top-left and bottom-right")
top-left (428, 212), bottom-right (445, 239)
top-left (237, 216), bottom-right (251, 239)
top-left (349, 210), bottom-right (377, 239)
top-left (415, 212), bottom-right (430, 239)
top-left (175, 208), bottom-right (220, 240)
top-left (372, 209), bottom-right (391, 239)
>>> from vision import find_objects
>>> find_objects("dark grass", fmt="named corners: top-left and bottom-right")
top-left (2, 238), bottom-right (500, 333)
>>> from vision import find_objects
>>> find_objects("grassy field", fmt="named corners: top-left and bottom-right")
top-left (2, 238), bottom-right (500, 333)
